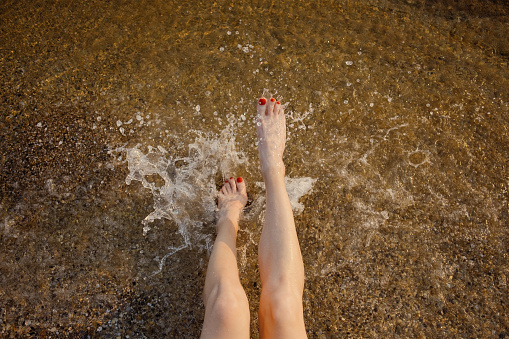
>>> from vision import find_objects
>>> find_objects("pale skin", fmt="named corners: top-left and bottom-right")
top-left (200, 97), bottom-right (307, 339)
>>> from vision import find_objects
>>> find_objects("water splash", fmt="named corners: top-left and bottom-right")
top-left (116, 128), bottom-right (247, 245)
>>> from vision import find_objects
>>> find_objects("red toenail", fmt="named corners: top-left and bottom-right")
top-left (270, 98), bottom-right (276, 102)
top-left (230, 177), bottom-right (233, 180)
top-left (276, 101), bottom-right (280, 104)
top-left (237, 177), bottom-right (243, 182)
top-left (259, 98), bottom-right (266, 105)
top-left (224, 180), bottom-right (228, 183)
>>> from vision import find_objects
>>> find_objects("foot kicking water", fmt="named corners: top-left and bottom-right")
top-left (217, 176), bottom-right (248, 230)
top-left (201, 96), bottom-right (307, 339)
top-left (256, 97), bottom-right (287, 178)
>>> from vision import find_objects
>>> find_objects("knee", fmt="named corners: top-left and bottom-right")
top-left (259, 286), bottom-right (304, 325)
top-left (206, 281), bottom-right (249, 325)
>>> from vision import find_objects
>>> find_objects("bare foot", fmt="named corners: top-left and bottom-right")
top-left (256, 97), bottom-right (286, 179)
top-left (217, 177), bottom-right (248, 231)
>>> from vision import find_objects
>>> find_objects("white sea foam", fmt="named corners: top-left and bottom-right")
top-left (287, 103), bottom-right (314, 130)
top-left (112, 128), bottom-right (248, 275)
top-left (120, 128), bottom-right (247, 240)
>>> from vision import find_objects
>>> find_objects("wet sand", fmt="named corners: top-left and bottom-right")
top-left (1, 0), bottom-right (508, 337)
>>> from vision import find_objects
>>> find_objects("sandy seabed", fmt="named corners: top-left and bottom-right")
top-left (1, 0), bottom-right (508, 337)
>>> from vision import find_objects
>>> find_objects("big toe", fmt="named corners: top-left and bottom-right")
top-left (236, 177), bottom-right (247, 196)
top-left (257, 97), bottom-right (268, 116)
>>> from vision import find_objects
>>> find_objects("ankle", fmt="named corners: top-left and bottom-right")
top-left (216, 212), bottom-right (240, 234)
top-left (218, 203), bottom-right (243, 222)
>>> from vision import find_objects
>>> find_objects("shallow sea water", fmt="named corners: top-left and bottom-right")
top-left (1, 0), bottom-right (508, 337)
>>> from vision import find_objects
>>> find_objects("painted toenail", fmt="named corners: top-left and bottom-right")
top-left (225, 180), bottom-right (229, 183)
top-left (259, 98), bottom-right (266, 105)
top-left (230, 177), bottom-right (233, 180)
top-left (237, 177), bottom-right (243, 183)
top-left (276, 101), bottom-right (280, 104)
top-left (270, 98), bottom-right (276, 102)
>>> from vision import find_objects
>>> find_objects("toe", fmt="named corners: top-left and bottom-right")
top-left (257, 97), bottom-right (267, 116)
top-left (236, 177), bottom-right (246, 195)
top-left (273, 101), bottom-right (281, 115)
top-left (267, 98), bottom-right (276, 115)
top-left (221, 183), bottom-right (229, 195)
top-left (228, 177), bottom-right (236, 193)
top-left (225, 180), bottom-right (232, 194)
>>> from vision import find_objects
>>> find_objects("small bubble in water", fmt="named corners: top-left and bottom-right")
top-left (195, 105), bottom-right (200, 112)
top-left (227, 31), bottom-right (231, 35)
top-left (370, 103), bottom-right (374, 107)
top-left (345, 61), bottom-right (353, 65)
top-left (257, 122), bottom-right (261, 126)
top-left (116, 120), bottom-right (122, 127)
top-left (344, 100), bottom-right (349, 104)
top-left (219, 47), bottom-right (224, 52)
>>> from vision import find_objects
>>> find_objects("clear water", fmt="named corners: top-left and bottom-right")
top-left (1, 0), bottom-right (508, 337)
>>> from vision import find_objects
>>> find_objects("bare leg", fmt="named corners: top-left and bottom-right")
top-left (201, 177), bottom-right (250, 339)
top-left (256, 97), bottom-right (307, 339)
